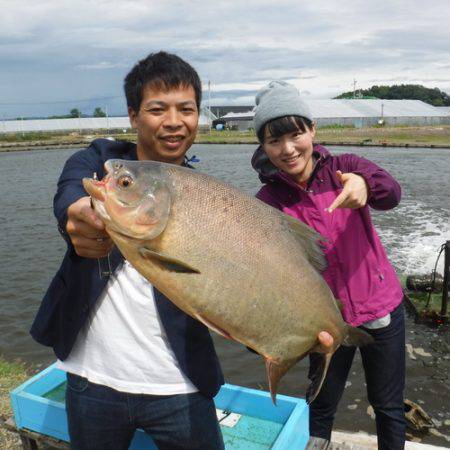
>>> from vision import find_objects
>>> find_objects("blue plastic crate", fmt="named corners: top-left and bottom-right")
top-left (10, 364), bottom-right (309, 449)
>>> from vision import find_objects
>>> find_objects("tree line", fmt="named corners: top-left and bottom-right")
top-left (48, 107), bottom-right (107, 119)
top-left (335, 84), bottom-right (450, 106)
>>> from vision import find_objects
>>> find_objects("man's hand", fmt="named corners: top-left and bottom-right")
top-left (316, 331), bottom-right (334, 354)
top-left (66, 196), bottom-right (113, 258)
top-left (326, 170), bottom-right (369, 213)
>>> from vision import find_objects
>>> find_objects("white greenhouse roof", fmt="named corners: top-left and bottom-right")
top-left (220, 100), bottom-right (447, 120)
top-left (310, 99), bottom-right (445, 118)
top-left (1, 117), bottom-right (131, 133)
top-left (1, 109), bottom-right (216, 133)
top-left (435, 107), bottom-right (450, 116)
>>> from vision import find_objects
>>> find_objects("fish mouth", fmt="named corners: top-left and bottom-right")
top-left (82, 177), bottom-right (112, 227)
top-left (82, 177), bottom-right (106, 202)
top-left (83, 160), bottom-right (121, 201)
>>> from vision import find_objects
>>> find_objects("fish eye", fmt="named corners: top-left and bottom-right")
top-left (117, 174), bottom-right (134, 189)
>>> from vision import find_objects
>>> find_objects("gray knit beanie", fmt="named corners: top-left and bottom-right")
top-left (253, 80), bottom-right (313, 139)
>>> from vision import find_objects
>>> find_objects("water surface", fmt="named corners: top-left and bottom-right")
top-left (0, 144), bottom-right (449, 445)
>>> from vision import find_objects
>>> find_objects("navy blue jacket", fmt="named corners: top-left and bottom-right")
top-left (30, 139), bottom-right (224, 398)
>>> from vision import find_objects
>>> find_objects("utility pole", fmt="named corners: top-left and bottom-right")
top-left (208, 80), bottom-right (212, 133)
top-left (105, 105), bottom-right (109, 134)
top-left (353, 79), bottom-right (357, 99)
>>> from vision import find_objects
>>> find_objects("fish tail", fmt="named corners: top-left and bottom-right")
top-left (342, 325), bottom-right (374, 347)
top-left (265, 357), bottom-right (297, 405)
top-left (306, 325), bottom-right (373, 403)
top-left (306, 351), bottom-right (333, 404)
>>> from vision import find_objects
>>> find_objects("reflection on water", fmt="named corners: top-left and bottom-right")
top-left (0, 144), bottom-right (449, 445)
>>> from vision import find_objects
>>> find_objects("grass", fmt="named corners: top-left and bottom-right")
top-left (314, 125), bottom-right (450, 146)
top-left (317, 124), bottom-right (356, 130)
top-left (0, 357), bottom-right (29, 449)
top-left (405, 291), bottom-right (445, 313)
top-left (197, 125), bottom-right (450, 146)
top-left (0, 129), bottom-right (122, 143)
top-left (0, 125), bottom-right (449, 150)
top-left (196, 129), bottom-right (256, 143)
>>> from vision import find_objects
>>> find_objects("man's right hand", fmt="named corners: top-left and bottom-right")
top-left (66, 196), bottom-right (113, 258)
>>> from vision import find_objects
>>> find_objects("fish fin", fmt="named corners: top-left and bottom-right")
top-left (284, 215), bottom-right (327, 272)
top-left (306, 351), bottom-right (333, 404)
top-left (265, 358), bottom-right (297, 405)
top-left (335, 298), bottom-right (345, 313)
top-left (342, 325), bottom-right (374, 347)
top-left (194, 314), bottom-right (233, 340)
top-left (139, 247), bottom-right (200, 274)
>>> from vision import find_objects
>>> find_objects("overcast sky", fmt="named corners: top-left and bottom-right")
top-left (1, 0), bottom-right (449, 118)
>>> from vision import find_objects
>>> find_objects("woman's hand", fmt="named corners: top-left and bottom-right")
top-left (326, 170), bottom-right (369, 213)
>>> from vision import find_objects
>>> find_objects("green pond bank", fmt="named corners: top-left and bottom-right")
top-left (0, 357), bottom-right (29, 449)
top-left (1, 125), bottom-right (449, 152)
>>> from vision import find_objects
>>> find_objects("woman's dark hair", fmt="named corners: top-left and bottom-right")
top-left (124, 51), bottom-right (202, 112)
top-left (258, 116), bottom-right (314, 143)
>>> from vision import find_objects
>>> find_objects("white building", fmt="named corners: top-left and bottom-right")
top-left (0, 108), bottom-right (217, 134)
top-left (218, 100), bottom-right (450, 131)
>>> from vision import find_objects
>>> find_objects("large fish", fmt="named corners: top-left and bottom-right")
top-left (83, 159), bottom-right (372, 403)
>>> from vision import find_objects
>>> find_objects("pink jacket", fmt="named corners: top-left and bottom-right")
top-left (252, 144), bottom-right (403, 326)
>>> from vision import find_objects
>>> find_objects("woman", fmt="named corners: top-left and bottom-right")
top-left (251, 81), bottom-right (405, 450)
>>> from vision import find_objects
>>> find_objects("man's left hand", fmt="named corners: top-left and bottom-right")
top-left (326, 170), bottom-right (369, 213)
top-left (316, 331), bottom-right (334, 353)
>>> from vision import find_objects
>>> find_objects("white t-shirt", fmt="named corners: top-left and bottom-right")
top-left (57, 260), bottom-right (197, 395)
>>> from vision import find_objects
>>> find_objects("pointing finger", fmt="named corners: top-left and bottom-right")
top-left (326, 191), bottom-right (348, 213)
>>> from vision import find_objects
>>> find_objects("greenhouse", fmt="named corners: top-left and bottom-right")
top-left (218, 100), bottom-right (450, 130)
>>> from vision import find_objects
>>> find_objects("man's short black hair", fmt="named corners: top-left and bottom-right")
top-left (258, 115), bottom-right (314, 143)
top-left (124, 51), bottom-right (202, 112)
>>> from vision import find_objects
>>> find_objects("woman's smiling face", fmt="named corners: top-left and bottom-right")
top-left (262, 123), bottom-right (316, 184)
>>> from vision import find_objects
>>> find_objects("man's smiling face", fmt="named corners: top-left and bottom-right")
top-left (128, 83), bottom-right (199, 164)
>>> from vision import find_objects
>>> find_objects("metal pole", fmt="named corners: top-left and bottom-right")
top-left (440, 241), bottom-right (450, 316)
top-left (106, 105), bottom-right (109, 134)
top-left (208, 80), bottom-right (211, 134)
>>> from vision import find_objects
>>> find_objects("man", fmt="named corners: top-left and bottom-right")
top-left (31, 51), bottom-right (225, 450)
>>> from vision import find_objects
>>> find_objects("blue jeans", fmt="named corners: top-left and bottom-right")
top-left (309, 303), bottom-right (406, 450)
top-left (66, 374), bottom-right (225, 450)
